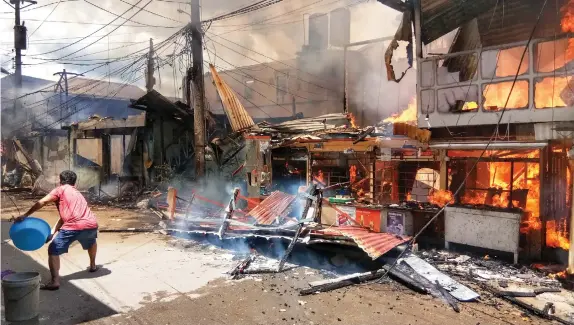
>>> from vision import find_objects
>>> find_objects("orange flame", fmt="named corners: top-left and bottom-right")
top-left (428, 189), bottom-right (454, 207)
top-left (349, 165), bottom-right (357, 184)
top-left (546, 219), bottom-right (570, 250)
top-left (313, 170), bottom-right (325, 185)
top-left (348, 113), bottom-right (357, 128)
top-left (561, 0), bottom-right (574, 61)
top-left (384, 97), bottom-right (417, 125)
top-left (406, 192), bottom-right (412, 201)
top-left (549, 270), bottom-right (568, 279)
top-left (483, 81), bottom-right (529, 111)
top-left (454, 151), bottom-right (543, 234)
top-left (535, 76), bottom-right (573, 108)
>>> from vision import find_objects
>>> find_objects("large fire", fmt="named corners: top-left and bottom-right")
top-left (349, 165), bottom-right (357, 184)
top-left (535, 76), bottom-right (573, 108)
top-left (383, 98), bottom-right (417, 125)
top-left (428, 189), bottom-right (454, 207)
top-left (483, 80), bottom-right (529, 111)
top-left (561, 0), bottom-right (574, 61)
top-left (546, 219), bottom-right (570, 250)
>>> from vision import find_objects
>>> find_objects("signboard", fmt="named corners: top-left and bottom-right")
top-left (336, 205), bottom-right (356, 226)
top-left (387, 210), bottom-right (405, 236)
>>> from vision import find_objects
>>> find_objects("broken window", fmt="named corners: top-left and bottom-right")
top-left (482, 80), bottom-right (529, 111)
top-left (481, 46), bottom-right (529, 79)
top-left (436, 53), bottom-right (478, 86)
top-left (534, 76), bottom-right (574, 109)
top-left (447, 149), bottom-right (541, 233)
top-left (535, 38), bottom-right (574, 73)
top-left (437, 85), bottom-right (479, 113)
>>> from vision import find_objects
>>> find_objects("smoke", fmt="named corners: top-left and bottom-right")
top-left (1, 0), bottom-right (412, 103)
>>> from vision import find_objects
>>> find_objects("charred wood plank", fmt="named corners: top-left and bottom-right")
top-left (499, 291), bottom-right (537, 298)
top-left (277, 224), bottom-right (304, 272)
top-left (241, 267), bottom-right (278, 274)
top-left (470, 277), bottom-right (572, 325)
top-left (217, 188), bottom-right (240, 240)
top-left (353, 126), bottom-right (375, 144)
top-left (435, 280), bottom-right (460, 313)
top-left (534, 287), bottom-right (561, 295)
top-left (382, 265), bottom-right (428, 294)
top-left (299, 270), bottom-right (386, 296)
top-left (299, 266), bottom-right (428, 296)
top-left (229, 255), bottom-right (256, 279)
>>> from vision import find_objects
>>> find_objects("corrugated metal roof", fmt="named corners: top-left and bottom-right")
top-left (421, 0), bottom-right (497, 44)
top-left (209, 64), bottom-right (257, 132)
top-left (403, 0), bottom-right (562, 46)
top-left (248, 191), bottom-right (296, 225)
top-left (321, 226), bottom-right (410, 259)
top-left (258, 113), bottom-right (351, 133)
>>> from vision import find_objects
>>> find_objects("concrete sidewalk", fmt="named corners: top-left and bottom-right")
top-left (2, 220), bottom-right (236, 324)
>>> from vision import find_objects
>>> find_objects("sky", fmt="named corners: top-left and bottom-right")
top-left (0, 0), bottom-right (405, 98)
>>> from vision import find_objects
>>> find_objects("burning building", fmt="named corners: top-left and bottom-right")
top-left (376, 0), bottom-right (574, 266)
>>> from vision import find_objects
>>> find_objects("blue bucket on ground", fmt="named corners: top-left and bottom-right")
top-left (9, 217), bottom-right (51, 251)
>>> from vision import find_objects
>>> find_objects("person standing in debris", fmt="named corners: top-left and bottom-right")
top-left (13, 170), bottom-right (99, 290)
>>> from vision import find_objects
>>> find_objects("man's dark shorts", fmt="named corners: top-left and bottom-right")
top-left (48, 229), bottom-right (98, 256)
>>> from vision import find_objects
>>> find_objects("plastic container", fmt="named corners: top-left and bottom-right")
top-left (9, 217), bottom-right (50, 251)
top-left (2, 272), bottom-right (41, 321)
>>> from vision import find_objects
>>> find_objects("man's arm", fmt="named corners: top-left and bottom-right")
top-left (46, 217), bottom-right (64, 243)
top-left (13, 194), bottom-right (57, 222)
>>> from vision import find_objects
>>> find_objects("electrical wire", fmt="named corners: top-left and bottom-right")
top-left (85, 0), bottom-right (181, 28)
top-left (27, 0), bottom-right (63, 39)
top-left (26, 0), bottom-right (148, 57)
top-left (0, 16), bottom-right (181, 28)
top-left (205, 33), bottom-right (342, 94)
top-left (31, 0), bottom-right (155, 62)
top-left (10, 28), bottom-right (183, 133)
top-left (0, 0), bottom-right (79, 14)
top-left (204, 47), bottom-right (325, 105)
top-left (118, 0), bottom-right (183, 23)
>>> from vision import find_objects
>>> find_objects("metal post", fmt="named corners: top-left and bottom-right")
top-left (343, 47), bottom-right (348, 113)
top-left (413, 0), bottom-right (423, 122)
top-left (568, 159), bottom-right (574, 274)
top-left (191, 0), bottom-right (206, 180)
top-left (13, 0), bottom-right (22, 88)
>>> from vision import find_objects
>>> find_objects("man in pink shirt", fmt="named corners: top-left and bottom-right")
top-left (15, 170), bottom-right (99, 290)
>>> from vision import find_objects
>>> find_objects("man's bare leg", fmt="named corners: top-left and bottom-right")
top-left (88, 242), bottom-right (97, 271)
top-left (47, 254), bottom-right (60, 287)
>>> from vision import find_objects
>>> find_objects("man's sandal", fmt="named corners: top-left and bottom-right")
top-left (40, 283), bottom-right (59, 291)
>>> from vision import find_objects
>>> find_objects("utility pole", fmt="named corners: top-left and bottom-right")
top-left (145, 38), bottom-right (155, 92)
top-left (53, 69), bottom-right (83, 126)
top-left (11, 0), bottom-right (36, 87)
top-left (190, 0), bottom-right (206, 180)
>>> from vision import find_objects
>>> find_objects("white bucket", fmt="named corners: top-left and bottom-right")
top-left (2, 272), bottom-right (41, 322)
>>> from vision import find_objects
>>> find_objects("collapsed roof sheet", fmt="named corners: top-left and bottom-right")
top-left (320, 226), bottom-right (410, 259)
top-left (258, 113), bottom-right (351, 134)
top-left (248, 191), bottom-right (296, 225)
top-left (209, 64), bottom-right (256, 132)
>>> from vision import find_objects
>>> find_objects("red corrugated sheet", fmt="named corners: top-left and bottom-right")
top-left (321, 226), bottom-right (410, 260)
top-left (248, 191), bottom-right (295, 225)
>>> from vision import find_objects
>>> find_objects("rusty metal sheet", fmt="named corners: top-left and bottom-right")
top-left (248, 191), bottom-right (296, 225)
top-left (209, 64), bottom-right (256, 132)
top-left (322, 226), bottom-right (410, 260)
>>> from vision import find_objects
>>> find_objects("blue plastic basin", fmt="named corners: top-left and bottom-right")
top-left (9, 217), bottom-right (51, 251)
